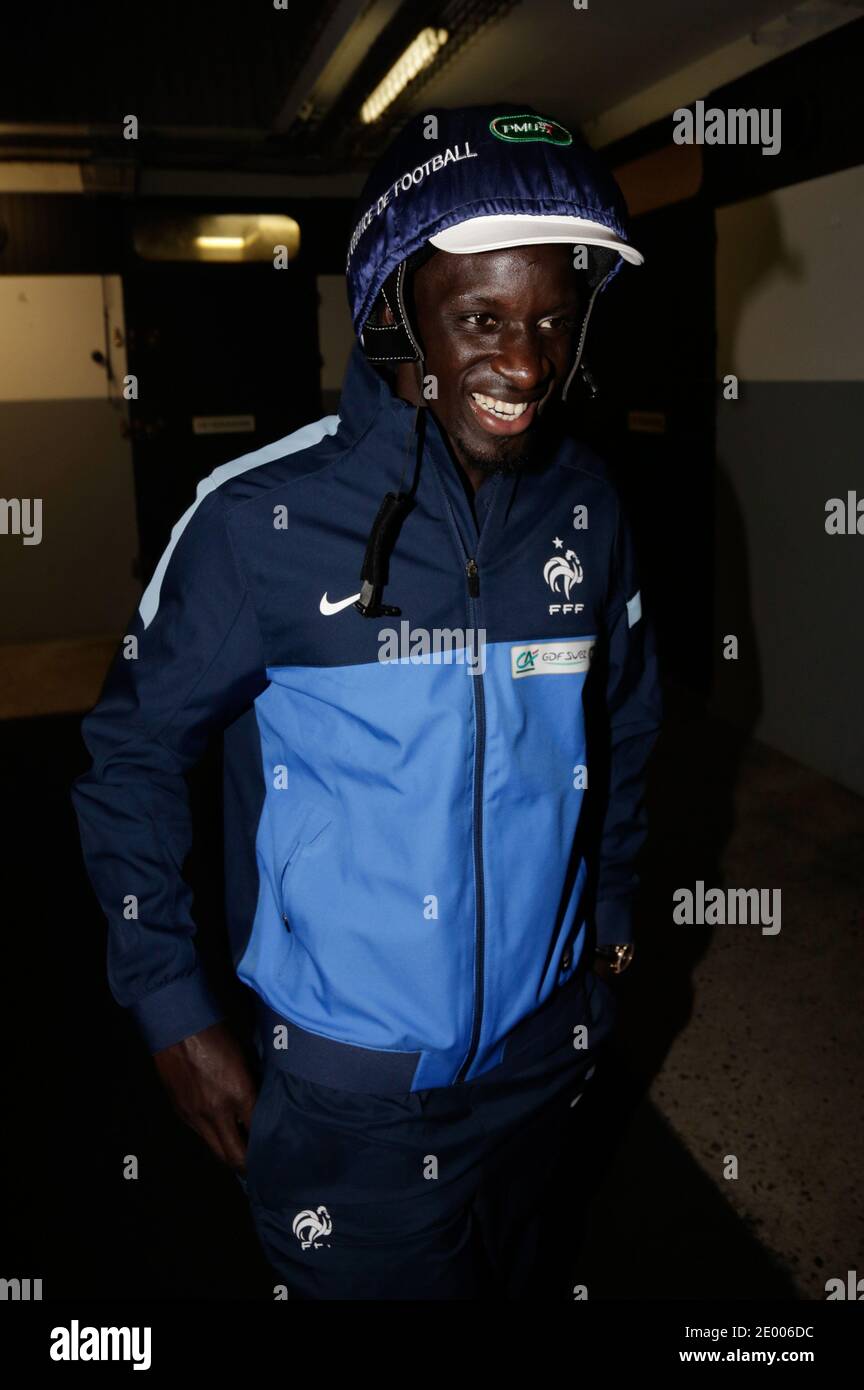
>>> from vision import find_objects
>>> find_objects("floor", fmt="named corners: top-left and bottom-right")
top-left (579, 683), bottom-right (864, 1299)
top-left (2, 651), bottom-right (861, 1299)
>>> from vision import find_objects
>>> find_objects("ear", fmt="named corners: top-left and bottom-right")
top-left (367, 290), bottom-right (397, 329)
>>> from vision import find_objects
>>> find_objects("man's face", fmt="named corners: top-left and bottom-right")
top-left (408, 243), bottom-right (588, 478)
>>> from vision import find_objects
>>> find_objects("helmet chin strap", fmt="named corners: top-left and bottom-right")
top-left (560, 262), bottom-right (615, 403)
top-left (359, 245), bottom-right (436, 367)
top-left (411, 355), bottom-right (426, 403)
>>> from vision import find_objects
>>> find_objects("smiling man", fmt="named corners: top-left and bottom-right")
top-left (71, 103), bottom-right (663, 1301)
top-left (383, 242), bottom-right (588, 483)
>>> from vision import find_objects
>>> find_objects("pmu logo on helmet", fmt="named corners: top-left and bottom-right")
top-left (511, 638), bottom-right (596, 679)
top-left (489, 113), bottom-right (572, 146)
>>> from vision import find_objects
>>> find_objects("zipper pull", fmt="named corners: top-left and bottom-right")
top-left (466, 558), bottom-right (480, 597)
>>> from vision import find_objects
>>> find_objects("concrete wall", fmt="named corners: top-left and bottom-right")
top-left (317, 272), bottom-right (356, 414)
top-left (0, 274), bottom-right (139, 641)
top-left (0, 269), bottom-right (355, 644)
top-left (713, 163), bottom-right (864, 795)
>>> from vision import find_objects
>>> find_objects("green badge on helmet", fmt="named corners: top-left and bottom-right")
top-left (489, 114), bottom-right (572, 146)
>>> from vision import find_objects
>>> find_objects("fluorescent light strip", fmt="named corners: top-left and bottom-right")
top-left (195, 236), bottom-right (247, 248)
top-left (361, 28), bottom-right (448, 124)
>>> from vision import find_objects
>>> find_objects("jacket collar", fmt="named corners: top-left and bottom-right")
top-left (334, 340), bottom-right (416, 447)
top-left (334, 339), bottom-right (572, 556)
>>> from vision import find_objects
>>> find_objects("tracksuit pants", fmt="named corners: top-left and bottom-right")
top-left (237, 966), bottom-right (617, 1300)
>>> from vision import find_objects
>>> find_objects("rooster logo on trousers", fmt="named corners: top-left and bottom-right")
top-left (292, 1205), bottom-right (333, 1249)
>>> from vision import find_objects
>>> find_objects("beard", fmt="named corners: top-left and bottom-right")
top-left (450, 398), bottom-right (566, 477)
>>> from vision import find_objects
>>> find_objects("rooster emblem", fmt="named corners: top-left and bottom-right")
top-left (292, 1205), bottom-right (333, 1249)
top-left (543, 549), bottom-right (583, 599)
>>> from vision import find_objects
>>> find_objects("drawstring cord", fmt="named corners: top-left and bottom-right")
top-left (354, 363), bottom-right (427, 619)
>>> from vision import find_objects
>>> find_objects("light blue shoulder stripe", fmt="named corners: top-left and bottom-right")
top-left (138, 414), bottom-right (340, 629)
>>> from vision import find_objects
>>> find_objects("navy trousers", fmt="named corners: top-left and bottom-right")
top-left (238, 968), bottom-right (617, 1300)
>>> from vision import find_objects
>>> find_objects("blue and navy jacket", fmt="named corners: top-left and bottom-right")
top-left (71, 341), bottom-right (662, 1092)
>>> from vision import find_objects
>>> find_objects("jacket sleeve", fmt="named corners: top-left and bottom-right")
top-left (593, 497), bottom-right (663, 946)
top-left (70, 490), bottom-right (268, 1053)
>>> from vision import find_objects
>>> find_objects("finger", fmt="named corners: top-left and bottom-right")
top-left (212, 1108), bottom-right (249, 1171)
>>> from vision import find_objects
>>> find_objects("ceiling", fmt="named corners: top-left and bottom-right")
top-left (0, 0), bottom-right (857, 187)
top-left (406, 0), bottom-right (796, 123)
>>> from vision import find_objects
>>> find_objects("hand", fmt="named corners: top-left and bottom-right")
top-left (153, 1021), bottom-right (259, 1173)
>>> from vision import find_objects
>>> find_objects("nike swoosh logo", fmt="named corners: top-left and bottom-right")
top-left (319, 591), bottom-right (361, 616)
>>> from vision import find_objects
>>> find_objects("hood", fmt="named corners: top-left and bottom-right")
top-left (345, 102), bottom-right (641, 343)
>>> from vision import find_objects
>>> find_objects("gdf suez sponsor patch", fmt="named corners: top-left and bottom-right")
top-left (510, 638), bottom-right (596, 679)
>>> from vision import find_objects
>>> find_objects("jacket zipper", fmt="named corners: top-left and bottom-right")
top-left (455, 553), bottom-right (486, 1083)
top-left (427, 464), bottom-right (500, 1085)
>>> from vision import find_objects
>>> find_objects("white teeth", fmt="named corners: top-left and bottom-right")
top-left (471, 392), bottom-right (528, 418)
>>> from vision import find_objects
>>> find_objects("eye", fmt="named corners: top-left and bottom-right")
top-left (538, 315), bottom-right (580, 331)
top-left (458, 311), bottom-right (581, 331)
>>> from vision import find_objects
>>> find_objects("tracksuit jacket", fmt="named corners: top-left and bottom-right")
top-left (71, 339), bottom-right (663, 1093)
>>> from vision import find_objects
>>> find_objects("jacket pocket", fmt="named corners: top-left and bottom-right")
top-left (244, 1064), bottom-right (283, 1198)
top-left (279, 806), bottom-right (333, 924)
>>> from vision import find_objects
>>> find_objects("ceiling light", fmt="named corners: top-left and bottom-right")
top-left (360, 28), bottom-right (448, 124)
top-left (134, 214), bottom-right (301, 262)
top-left (195, 235), bottom-right (247, 249)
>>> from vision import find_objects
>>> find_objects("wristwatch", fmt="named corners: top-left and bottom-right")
top-left (593, 943), bottom-right (635, 975)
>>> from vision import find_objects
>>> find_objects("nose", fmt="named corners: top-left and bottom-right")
top-left (489, 324), bottom-right (551, 395)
